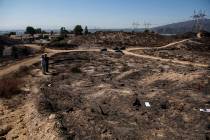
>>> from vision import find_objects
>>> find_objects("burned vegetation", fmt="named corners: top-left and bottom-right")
top-left (37, 50), bottom-right (210, 140)
top-left (0, 30), bottom-right (210, 140)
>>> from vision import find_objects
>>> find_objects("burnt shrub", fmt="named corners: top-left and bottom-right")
top-left (0, 78), bottom-right (22, 98)
top-left (133, 98), bottom-right (141, 110)
top-left (21, 46), bottom-right (32, 56)
top-left (160, 101), bottom-right (170, 109)
top-left (12, 46), bottom-right (18, 59)
top-left (71, 66), bottom-right (82, 73)
top-left (0, 46), bottom-right (4, 57)
top-left (48, 39), bottom-right (78, 50)
top-left (11, 46), bottom-right (33, 59)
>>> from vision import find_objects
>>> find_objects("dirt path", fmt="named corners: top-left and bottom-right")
top-left (126, 39), bottom-right (189, 51)
top-left (0, 47), bottom-right (100, 77)
top-left (124, 39), bottom-right (209, 68)
top-left (0, 39), bottom-right (208, 77)
top-left (123, 51), bottom-right (209, 68)
top-left (0, 68), bottom-right (63, 139)
top-left (0, 52), bottom-right (54, 77)
top-left (23, 44), bottom-right (43, 50)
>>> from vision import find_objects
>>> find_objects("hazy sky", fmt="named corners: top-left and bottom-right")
top-left (0, 0), bottom-right (210, 30)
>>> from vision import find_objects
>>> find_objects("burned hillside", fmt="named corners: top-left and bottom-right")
top-left (36, 51), bottom-right (210, 140)
top-left (69, 31), bottom-right (181, 48)
top-left (0, 32), bottom-right (210, 140)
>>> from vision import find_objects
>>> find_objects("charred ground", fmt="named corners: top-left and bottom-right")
top-left (37, 50), bottom-right (210, 139)
top-left (0, 32), bottom-right (210, 140)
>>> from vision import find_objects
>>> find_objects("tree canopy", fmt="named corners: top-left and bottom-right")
top-left (60, 27), bottom-right (69, 37)
top-left (73, 25), bottom-right (83, 35)
top-left (35, 28), bottom-right (42, 34)
top-left (25, 26), bottom-right (44, 35)
top-left (25, 26), bottom-right (36, 35)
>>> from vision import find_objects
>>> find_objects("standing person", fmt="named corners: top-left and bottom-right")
top-left (41, 54), bottom-right (46, 74)
top-left (44, 53), bottom-right (49, 73)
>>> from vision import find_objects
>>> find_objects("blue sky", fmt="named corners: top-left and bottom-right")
top-left (0, 0), bottom-right (210, 30)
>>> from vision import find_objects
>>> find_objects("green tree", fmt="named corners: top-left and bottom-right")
top-left (35, 28), bottom-right (42, 34)
top-left (60, 27), bottom-right (69, 37)
top-left (25, 26), bottom-right (36, 35)
top-left (9, 32), bottom-right (16, 36)
top-left (73, 25), bottom-right (83, 35)
top-left (84, 26), bottom-right (89, 35)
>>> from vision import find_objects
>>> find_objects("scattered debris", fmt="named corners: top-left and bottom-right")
top-left (145, 102), bottom-right (151, 107)
top-left (100, 48), bottom-right (108, 52)
top-left (115, 49), bottom-right (124, 55)
top-left (200, 109), bottom-right (210, 113)
top-left (133, 98), bottom-right (141, 110)
top-left (49, 114), bottom-right (56, 120)
top-left (97, 104), bottom-right (108, 116)
top-left (120, 46), bottom-right (126, 50)
top-left (113, 47), bottom-right (120, 51)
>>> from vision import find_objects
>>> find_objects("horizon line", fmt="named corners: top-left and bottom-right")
top-left (0, 18), bottom-right (209, 31)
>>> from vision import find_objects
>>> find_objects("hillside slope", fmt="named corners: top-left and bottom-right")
top-left (153, 19), bottom-right (210, 34)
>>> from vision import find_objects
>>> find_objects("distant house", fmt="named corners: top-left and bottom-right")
top-left (42, 34), bottom-right (50, 39)
top-left (49, 34), bottom-right (60, 40)
top-left (21, 34), bottom-right (34, 43)
top-left (9, 32), bottom-right (72, 43)
top-left (34, 34), bottom-right (42, 40)
top-left (34, 39), bottom-right (50, 45)
top-left (10, 34), bottom-right (35, 43)
top-left (10, 35), bottom-right (22, 40)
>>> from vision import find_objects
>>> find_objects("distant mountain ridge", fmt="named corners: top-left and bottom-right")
top-left (152, 19), bottom-right (210, 34)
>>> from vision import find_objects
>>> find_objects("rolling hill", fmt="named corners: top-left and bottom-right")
top-left (152, 19), bottom-right (210, 34)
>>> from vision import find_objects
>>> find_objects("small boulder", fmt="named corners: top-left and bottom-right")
top-left (49, 114), bottom-right (56, 120)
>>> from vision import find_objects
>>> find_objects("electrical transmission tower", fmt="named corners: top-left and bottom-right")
top-left (132, 21), bottom-right (140, 31)
top-left (192, 10), bottom-right (206, 32)
top-left (144, 22), bottom-right (152, 30)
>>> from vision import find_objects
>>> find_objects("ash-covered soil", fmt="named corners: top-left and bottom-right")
top-left (38, 51), bottom-right (210, 140)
